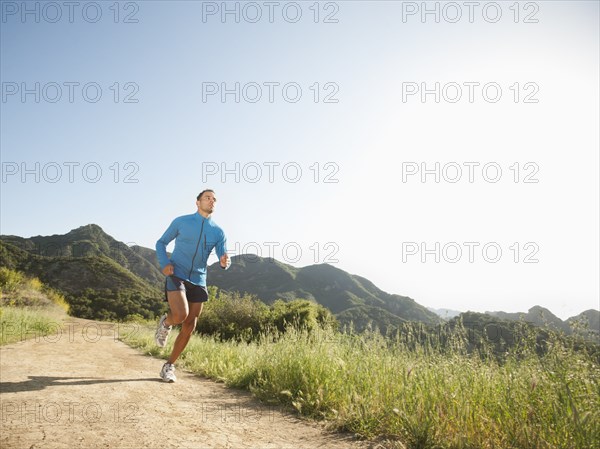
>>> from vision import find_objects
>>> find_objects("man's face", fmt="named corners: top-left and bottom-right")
top-left (197, 192), bottom-right (217, 214)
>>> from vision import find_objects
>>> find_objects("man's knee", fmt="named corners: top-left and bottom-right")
top-left (171, 311), bottom-right (189, 324)
top-left (180, 318), bottom-right (198, 335)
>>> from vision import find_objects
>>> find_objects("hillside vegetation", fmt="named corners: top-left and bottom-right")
top-left (1, 228), bottom-right (598, 448)
top-left (1, 225), bottom-right (598, 346)
top-left (208, 254), bottom-right (441, 332)
top-left (1, 225), bottom-right (441, 331)
top-left (1, 224), bottom-right (165, 287)
top-left (124, 316), bottom-right (600, 449)
top-left (0, 240), bottom-right (165, 320)
top-left (0, 267), bottom-right (70, 345)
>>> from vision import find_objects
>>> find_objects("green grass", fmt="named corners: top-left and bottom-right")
top-left (122, 321), bottom-right (600, 449)
top-left (0, 267), bottom-right (71, 345)
top-left (0, 306), bottom-right (67, 345)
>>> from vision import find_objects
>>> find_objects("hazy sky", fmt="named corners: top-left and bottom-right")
top-left (1, 1), bottom-right (598, 320)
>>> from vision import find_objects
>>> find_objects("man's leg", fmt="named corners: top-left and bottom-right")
top-left (155, 288), bottom-right (188, 348)
top-left (164, 290), bottom-right (189, 326)
top-left (167, 301), bottom-right (203, 364)
top-left (158, 291), bottom-right (193, 382)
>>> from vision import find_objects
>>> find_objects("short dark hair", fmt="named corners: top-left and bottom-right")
top-left (197, 189), bottom-right (215, 201)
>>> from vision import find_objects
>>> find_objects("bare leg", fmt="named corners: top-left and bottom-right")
top-left (164, 290), bottom-right (189, 326)
top-left (167, 301), bottom-right (203, 365)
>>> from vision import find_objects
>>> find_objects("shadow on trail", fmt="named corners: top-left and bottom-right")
top-left (0, 376), bottom-right (161, 393)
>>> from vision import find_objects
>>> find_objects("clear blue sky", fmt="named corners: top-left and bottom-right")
top-left (1, 1), bottom-right (598, 320)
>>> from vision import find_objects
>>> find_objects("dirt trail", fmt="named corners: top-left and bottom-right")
top-left (0, 317), bottom-right (372, 449)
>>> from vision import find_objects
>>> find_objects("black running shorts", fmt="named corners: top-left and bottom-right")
top-left (164, 276), bottom-right (209, 303)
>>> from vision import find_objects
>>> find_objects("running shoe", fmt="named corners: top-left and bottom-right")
top-left (160, 362), bottom-right (176, 383)
top-left (154, 313), bottom-right (172, 347)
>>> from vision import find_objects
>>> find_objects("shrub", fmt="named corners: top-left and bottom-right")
top-left (0, 267), bottom-right (25, 294)
top-left (198, 290), bottom-right (338, 342)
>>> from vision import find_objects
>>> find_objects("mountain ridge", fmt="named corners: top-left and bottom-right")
top-left (0, 239), bottom-right (164, 320)
top-left (0, 225), bottom-right (440, 330)
top-left (206, 254), bottom-right (441, 332)
top-left (1, 224), bottom-right (165, 287)
top-left (1, 224), bottom-right (597, 336)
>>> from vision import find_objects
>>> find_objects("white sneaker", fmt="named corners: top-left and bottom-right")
top-left (160, 363), bottom-right (176, 383)
top-left (154, 314), bottom-right (172, 347)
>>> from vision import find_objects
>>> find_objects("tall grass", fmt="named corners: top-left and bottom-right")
top-left (123, 321), bottom-right (599, 449)
top-left (0, 267), bottom-right (71, 345)
top-left (0, 306), bottom-right (67, 345)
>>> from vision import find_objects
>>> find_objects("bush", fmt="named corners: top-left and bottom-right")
top-left (43, 288), bottom-right (70, 313)
top-left (0, 267), bottom-right (68, 311)
top-left (198, 289), bottom-right (338, 342)
top-left (199, 290), bottom-right (270, 341)
top-left (65, 287), bottom-right (165, 321)
top-left (270, 298), bottom-right (338, 334)
top-left (0, 267), bottom-right (25, 294)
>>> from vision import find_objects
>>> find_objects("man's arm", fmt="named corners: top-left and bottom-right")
top-left (216, 231), bottom-right (230, 269)
top-left (156, 219), bottom-right (178, 273)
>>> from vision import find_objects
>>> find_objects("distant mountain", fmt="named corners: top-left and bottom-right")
top-left (486, 306), bottom-right (572, 334)
top-left (131, 244), bottom-right (163, 274)
top-left (428, 307), bottom-right (462, 320)
top-left (0, 229), bottom-right (164, 320)
top-left (207, 254), bottom-right (441, 332)
top-left (452, 311), bottom-right (600, 358)
top-left (484, 306), bottom-right (600, 342)
top-left (568, 309), bottom-right (600, 330)
top-left (0, 241), bottom-right (153, 295)
top-left (1, 224), bottom-right (164, 287)
top-left (2, 225), bottom-right (596, 339)
top-left (567, 309), bottom-right (600, 340)
top-left (0, 226), bottom-right (439, 330)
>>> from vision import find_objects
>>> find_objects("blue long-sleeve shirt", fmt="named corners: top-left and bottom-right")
top-left (156, 212), bottom-right (228, 286)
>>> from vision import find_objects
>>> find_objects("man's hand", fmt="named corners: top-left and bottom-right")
top-left (220, 254), bottom-right (231, 269)
top-left (162, 264), bottom-right (174, 276)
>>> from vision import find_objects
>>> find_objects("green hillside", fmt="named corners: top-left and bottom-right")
top-left (568, 309), bottom-right (600, 338)
top-left (0, 226), bottom-right (441, 332)
top-left (1, 224), bottom-right (164, 287)
top-left (131, 244), bottom-right (164, 274)
top-left (208, 254), bottom-right (441, 331)
top-left (0, 240), bottom-right (164, 321)
top-left (2, 225), bottom-right (596, 341)
top-left (486, 305), bottom-right (571, 333)
top-left (486, 306), bottom-right (599, 342)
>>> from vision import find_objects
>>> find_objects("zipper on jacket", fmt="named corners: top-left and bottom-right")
top-left (188, 218), bottom-right (205, 279)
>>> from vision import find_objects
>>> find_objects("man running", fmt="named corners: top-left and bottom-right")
top-left (154, 189), bottom-right (230, 382)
